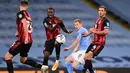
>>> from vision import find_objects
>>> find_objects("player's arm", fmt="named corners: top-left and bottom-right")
top-left (92, 29), bottom-right (109, 35)
top-left (64, 38), bottom-right (80, 51)
top-left (22, 18), bottom-right (29, 44)
top-left (17, 12), bottom-right (28, 44)
top-left (82, 30), bottom-right (93, 37)
top-left (91, 20), bottom-right (110, 35)
top-left (64, 31), bottom-right (82, 51)
top-left (72, 44), bottom-right (79, 53)
top-left (60, 19), bottom-right (73, 34)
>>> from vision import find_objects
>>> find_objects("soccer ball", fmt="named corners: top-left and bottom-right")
top-left (56, 34), bottom-right (66, 44)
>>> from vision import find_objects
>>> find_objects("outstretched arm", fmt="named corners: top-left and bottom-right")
top-left (72, 44), bottom-right (79, 53)
top-left (82, 30), bottom-right (93, 37)
top-left (60, 20), bottom-right (73, 34)
top-left (64, 38), bottom-right (80, 51)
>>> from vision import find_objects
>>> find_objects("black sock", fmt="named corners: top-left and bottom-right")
top-left (5, 60), bottom-right (14, 73)
top-left (55, 43), bottom-right (61, 60)
top-left (83, 60), bottom-right (92, 73)
top-left (56, 54), bottom-right (60, 60)
top-left (88, 61), bottom-right (94, 73)
top-left (43, 56), bottom-right (49, 65)
top-left (24, 59), bottom-right (42, 69)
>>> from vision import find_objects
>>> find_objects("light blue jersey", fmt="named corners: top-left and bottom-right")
top-left (77, 27), bottom-right (91, 50)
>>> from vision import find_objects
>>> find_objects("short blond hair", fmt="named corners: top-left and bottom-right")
top-left (74, 19), bottom-right (82, 24)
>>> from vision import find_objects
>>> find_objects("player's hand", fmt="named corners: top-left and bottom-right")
top-left (90, 28), bottom-right (94, 31)
top-left (82, 32), bottom-right (87, 37)
top-left (68, 30), bottom-right (73, 34)
top-left (64, 47), bottom-right (69, 51)
top-left (24, 38), bottom-right (29, 44)
top-left (90, 28), bottom-right (97, 33)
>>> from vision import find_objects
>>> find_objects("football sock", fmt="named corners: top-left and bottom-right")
top-left (75, 64), bottom-right (84, 70)
top-left (24, 59), bottom-right (42, 69)
top-left (65, 62), bottom-right (73, 73)
top-left (5, 60), bottom-right (14, 73)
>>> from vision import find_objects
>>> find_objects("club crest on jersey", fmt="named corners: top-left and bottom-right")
top-left (18, 14), bottom-right (22, 18)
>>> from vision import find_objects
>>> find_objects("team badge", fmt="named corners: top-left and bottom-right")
top-left (18, 14), bottom-right (22, 18)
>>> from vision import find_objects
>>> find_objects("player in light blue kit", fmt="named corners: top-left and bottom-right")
top-left (64, 19), bottom-right (91, 73)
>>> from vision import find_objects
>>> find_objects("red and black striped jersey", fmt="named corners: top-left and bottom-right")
top-left (16, 10), bottom-right (33, 43)
top-left (43, 16), bottom-right (66, 40)
top-left (92, 17), bottom-right (110, 45)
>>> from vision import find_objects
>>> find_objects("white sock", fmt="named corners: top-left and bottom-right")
top-left (56, 60), bottom-right (59, 63)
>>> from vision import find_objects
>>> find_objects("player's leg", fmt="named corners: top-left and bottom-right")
top-left (72, 60), bottom-right (80, 69)
top-left (83, 44), bottom-right (104, 73)
top-left (83, 44), bottom-right (94, 73)
top-left (52, 42), bottom-right (61, 71)
top-left (43, 40), bottom-right (54, 65)
top-left (42, 40), bottom-right (55, 72)
top-left (73, 50), bottom-right (86, 71)
top-left (5, 52), bottom-right (14, 73)
top-left (65, 55), bottom-right (75, 73)
top-left (83, 51), bottom-right (94, 73)
top-left (20, 43), bottom-right (42, 69)
top-left (41, 51), bottom-right (50, 73)
top-left (4, 41), bottom-right (21, 73)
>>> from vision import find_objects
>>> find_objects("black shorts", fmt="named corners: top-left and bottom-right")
top-left (9, 40), bottom-right (32, 57)
top-left (86, 43), bottom-right (104, 57)
top-left (44, 39), bottom-right (61, 55)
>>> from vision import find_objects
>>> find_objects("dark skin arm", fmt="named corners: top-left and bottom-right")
top-left (60, 20), bottom-right (73, 34)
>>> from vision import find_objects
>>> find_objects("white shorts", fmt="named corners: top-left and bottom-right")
top-left (71, 50), bottom-right (86, 64)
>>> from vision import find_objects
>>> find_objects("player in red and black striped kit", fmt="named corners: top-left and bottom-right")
top-left (4, 1), bottom-right (42, 73)
top-left (41, 7), bottom-right (73, 72)
top-left (82, 5), bottom-right (110, 73)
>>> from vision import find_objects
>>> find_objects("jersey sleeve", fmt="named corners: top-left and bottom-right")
top-left (43, 18), bottom-right (50, 28)
top-left (77, 29), bottom-right (83, 39)
top-left (103, 19), bottom-right (110, 29)
top-left (17, 11), bottom-right (25, 20)
top-left (59, 19), bottom-right (65, 27)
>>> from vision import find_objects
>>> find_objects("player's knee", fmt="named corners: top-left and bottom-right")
top-left (65, 55), bottom-right (73, 62)
top-left (72, 63), bottom-right (77, 68)
top-left (64, 58), bottom-right (68, 62)
top-left (84, 53), bottom-right (91, 60)
top-left (4, 53), bottom-right (13, 60)
top-left (20, 58), bottom-right (27, 64)
top-left (65, 57), bottom-right (71, 62)
top-left (4, 55), bottom-right (11, 60)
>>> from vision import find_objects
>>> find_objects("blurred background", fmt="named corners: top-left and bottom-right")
top-left (0, 0), bottom-right (130, 73)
